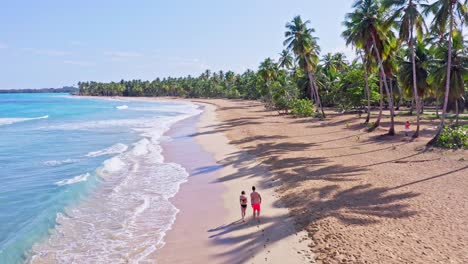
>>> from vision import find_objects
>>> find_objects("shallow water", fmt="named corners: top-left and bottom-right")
top-left (0, 94), bottom-right (201, 263)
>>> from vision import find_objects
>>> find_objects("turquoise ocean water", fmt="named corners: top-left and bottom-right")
top-left (0, 93), bottom-right (201, 263)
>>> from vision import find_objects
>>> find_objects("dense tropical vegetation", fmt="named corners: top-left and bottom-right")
top-left (78, 0), bottom-right (467, 147)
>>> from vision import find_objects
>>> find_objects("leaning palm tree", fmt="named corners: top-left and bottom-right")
top-left (383, 0), bottom-right (427, 137)
top-left (343, 0), bottom-right (397, 135)
top-left (424, 0), bottom-right (468, 145)
top-left (284, 15), bottom-right (325, 117)
top-left (278, 50), bottom-right (294, 70)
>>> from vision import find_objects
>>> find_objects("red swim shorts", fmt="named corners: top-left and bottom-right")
top-left (252, 203), bottom-right (261, 212)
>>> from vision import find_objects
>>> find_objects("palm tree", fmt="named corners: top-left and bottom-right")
top-left (284, 15), bottom-right (325, 117)
top-left (258, 58), bottom-right (280, 104)
top-left (383, 0), bottom-right (427, 137)
top-left (424, 0), bottom-right (468, 144)
top-left (430, 31), bottom-right (468, 125)
top-left (278, 50), bottom-right (294, 70)
top-left (398, 41), bottom-right (430, 114)
top-left (258, 58), bottom-right (279, 82)
top-left (343, 0), bottom-right (397, 135)
top-left (321, 52), bottom-right (348, 80)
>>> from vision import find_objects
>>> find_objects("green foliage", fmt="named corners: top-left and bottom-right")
top-left (78, 70), bottom-right (263, 100)
top-left (289, 99), bottom-right (315, 117)
top-left (435, 126), bottom-right (468, 149)
top-left (271, 81), bottom-right (299, 112)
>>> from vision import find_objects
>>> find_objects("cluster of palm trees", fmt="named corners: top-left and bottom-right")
top-left (342, 0), bottom-right (467, 142)
top-left (78, 70), bottom-right (263, 99)
top-left (79, 0), bottom-right (467, 144)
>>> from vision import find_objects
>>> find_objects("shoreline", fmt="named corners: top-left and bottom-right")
top-left (25, 96), bottom-right (205, 263)
top-left (69, 96), bottom-right (467, 263)
top-left (155, 102), bottom-right (312, 263)
top-left (155, 109), bottom-right (229, 263)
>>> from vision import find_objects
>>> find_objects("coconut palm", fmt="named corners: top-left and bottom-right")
top-left (383, 0), bottom-right (427, 137)
top-left (258, 58), bottom-right (280, 104)
top-left (398, 41), bottom-right (430, 111)
top-left (343, 0), bottom-right (397, 135)
top-left (284, 15), bottom-right (325, 117)
top-left (424, 0), bottom-right (468, 144)
top-left (259, 58), bottom-right (279, 81)
top-left (430, 30), bottom-right (468, 125)
top-left (321, 53), bottom-right (348, 80)
top-left (278, 50), bottom-right (294, 70)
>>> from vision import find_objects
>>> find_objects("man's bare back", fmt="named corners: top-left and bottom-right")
top-left (250, 191), bottom-right (261, 204)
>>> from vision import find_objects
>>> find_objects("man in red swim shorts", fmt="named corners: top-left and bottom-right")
top-left (250, 186), bottom-right (262, 222)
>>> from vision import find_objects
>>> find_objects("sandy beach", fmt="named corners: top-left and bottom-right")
top-left (155, 102), bottom-right (312, 263)
top-left (6, 1), bottom-right (467, 263)
top-left (135, 97), bottom-right (466, 264)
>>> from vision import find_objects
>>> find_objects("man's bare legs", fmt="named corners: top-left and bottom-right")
top-left (252, 209), bottom-right (260, 223)
top-left (241, 207), bottom-right (246, 222)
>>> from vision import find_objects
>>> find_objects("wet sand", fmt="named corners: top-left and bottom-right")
top-left (154, 111), bottom-right (228, 263)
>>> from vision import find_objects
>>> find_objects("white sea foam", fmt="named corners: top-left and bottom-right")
top-left (39, 102), bottom-right (201, 131)
top-left (86, 143), bottom-right (128, 157)
top-left (116, 105), bottom-right (129, 110)
top-left (0, 115), bottom-right (49, 126)
top-left (40, 118), bottom-right (154, 130)
top-left (128, 103), bottom-right (202, 115)
top-left (131, 138), bottom-right (150, 156)
top-left (44, 159), bottom-right (79, 166)
top-left (101, 156), bottom-right (126, 175)
top-left (55, 173), bottom-right (90, 186)
top-left (29, 101), bottom-right (202, 263)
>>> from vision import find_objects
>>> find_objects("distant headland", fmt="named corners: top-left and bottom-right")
top-left (0, 86), bottom-right (78, 94)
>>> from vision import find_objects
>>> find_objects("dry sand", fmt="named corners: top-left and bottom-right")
top-left (187, 99), bottom-right (467, 264)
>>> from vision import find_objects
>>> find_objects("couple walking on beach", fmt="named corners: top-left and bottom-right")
top-left (239, 186), bottom-right (262, 223)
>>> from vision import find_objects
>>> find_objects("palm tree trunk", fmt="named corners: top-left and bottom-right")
top-left (308, 78), bottom-right (316, 102)
top-left (390, 78), bottom-right (394, 112)
top-left (428, 3), bottom-right (454, 146)
top-left (377, 76), bottom-right (384, 126)
top-left (410, 98), bottom-right (414, 115)
top-left (360, 51), bottom-right (371, 123)
top-left (314, 81), bottom-right (326, 118)
top-left (369, 75), bottom-right (384, 132)
top-left (307, 71), bottom-right (325, 118)
top-left (420, 97), bottom-right (424, 114)
top-left (455, 99), bottom-right (459, 126)
top-left (371, 34), bottom-right (395, 135)
top-left (410, 25), bottom-right (421, 138)
top-left (307, 71), bottom-right (318, 107)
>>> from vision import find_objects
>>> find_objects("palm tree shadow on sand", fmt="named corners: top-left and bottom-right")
top-left (202, 145), bottom-right (421, 263)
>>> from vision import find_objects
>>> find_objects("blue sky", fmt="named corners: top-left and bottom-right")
top-left (0, 0), bottom-right (355, 89)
